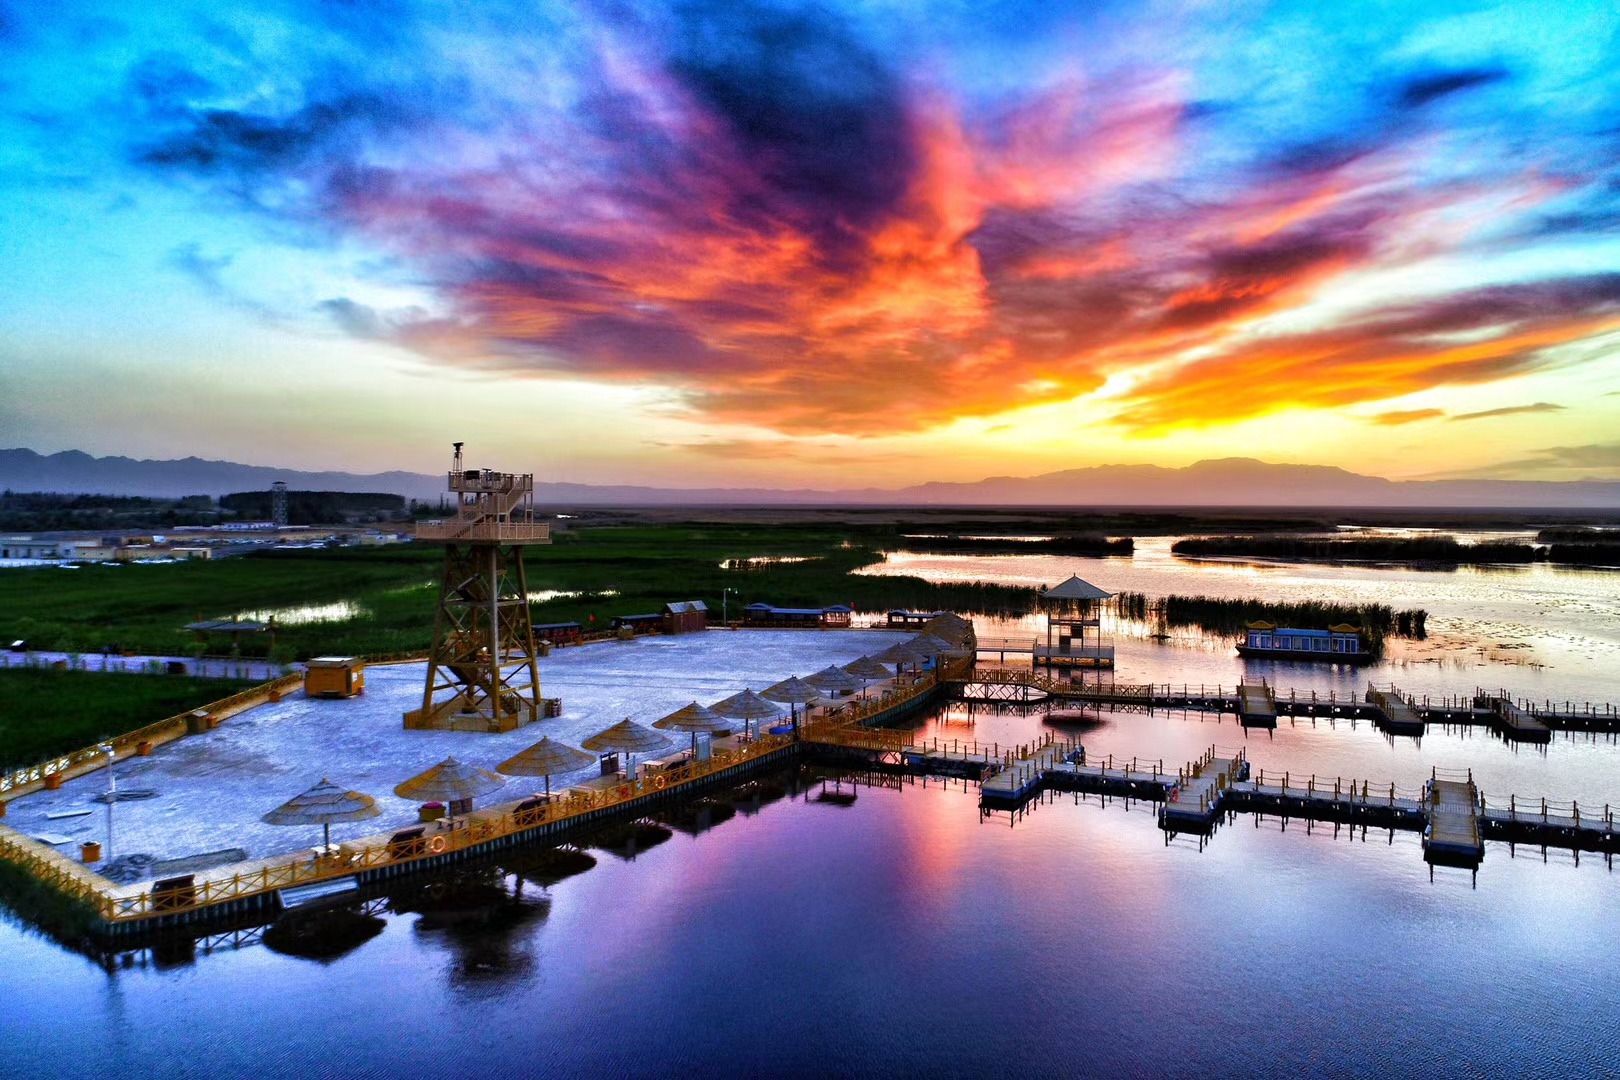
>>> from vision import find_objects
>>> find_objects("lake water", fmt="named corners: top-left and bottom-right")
top-left (861, 536), bottom-right (1620, 704)
top-left (3, 547), bottom-right (1618, 1078)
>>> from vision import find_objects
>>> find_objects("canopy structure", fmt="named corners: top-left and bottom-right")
top-left (875, 632), bottom-right (961, 673)
top-left (762, 676), bottom-right (824, 725)
top-left (395, 757), bottom-right (506, 826)
top-left (842, 656), bottom-right (894, 680)
top-left (653, 701), bottom-right (730, 733)
top-left (582, 718), bottom-right (675, 754)
top-left (261, 778), bottom-right (380, 852)
top-left (710, 688), bottom-right (784, 739)
top-left (497, 736), bottom-right (595, 795)
top-left (654, 701), bottom-right (731, 754)
top-left (841, 656), bottom-right (894, 698)
top-left (762, 676), bottom-right (824, 705)
top-left (805, 664), bottom-right (863, 695)
top-left (1042, 575), bottom-right (1113, 602)
top-left (582, 718), bottom-right (673, 779)
top-left (919, 612), bottom-right (975, 649)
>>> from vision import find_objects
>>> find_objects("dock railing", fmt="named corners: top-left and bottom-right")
top-left (75, 726), bottom-right (802, 925)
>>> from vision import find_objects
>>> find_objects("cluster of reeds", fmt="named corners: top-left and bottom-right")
top-left (1171, 535), bottom-right (1538, 564)
top-left (1112, 592), bottom-right (1428, 643)
top-left (896, 535), bottom-right (1134, 557)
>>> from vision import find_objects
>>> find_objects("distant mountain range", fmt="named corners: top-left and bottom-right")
top-left (3, 448), bottom-right (1618, 507)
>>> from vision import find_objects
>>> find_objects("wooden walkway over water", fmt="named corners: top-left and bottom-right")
top-left (951, 669), bottom-right (1616, 744)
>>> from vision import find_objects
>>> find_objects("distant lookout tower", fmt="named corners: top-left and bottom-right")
top-left (271, 481), bottom-right (288, 529)
top-left (406, 442), bottom-right (551, 733)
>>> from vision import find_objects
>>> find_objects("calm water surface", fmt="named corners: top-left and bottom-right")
top-left (862, 537), bottom-right (1620, 703)
top-left (3, 735), bottom-right (1617, 1079)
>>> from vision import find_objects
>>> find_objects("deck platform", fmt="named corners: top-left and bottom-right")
top-left (945, 669), bottom-right (1618, 743)
top-left (1423, 776), bottom-right (1484, 865)
top-left (1366, 685), bottom-right (1426, 737)
top-left (1238, 683), bottom-right (1277, 729)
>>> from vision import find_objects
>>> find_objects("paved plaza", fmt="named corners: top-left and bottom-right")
top-left (7, 630), bottom-right (900, 876)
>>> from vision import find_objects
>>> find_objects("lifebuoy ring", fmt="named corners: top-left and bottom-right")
top-left (617, 785), bottom-right (631, 800)
top-left (428, 835), bottom-right (446, 853)
top-left (654, 774), bottom-right (667, 789)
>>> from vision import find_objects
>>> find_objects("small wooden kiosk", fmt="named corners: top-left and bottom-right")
top-left (304, 656), bottom-right (366, 699)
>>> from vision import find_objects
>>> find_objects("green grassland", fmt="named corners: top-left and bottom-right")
top-left (0, 670), bottom-right (258, 768)
top-left (0, 523), bottom-right (1042, 660)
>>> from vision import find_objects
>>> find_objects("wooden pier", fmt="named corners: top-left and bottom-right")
top-left (1238, 683), bottom-right (1277, 729)
top-left (1423, 771), bottom-right (1484, 865)
top-left (1475, 693), bottom-right (1552, 744)
top-left (1365, 685), bottom-right (1426, 737)
top-left (944, 668), bottom-right (1620, 744)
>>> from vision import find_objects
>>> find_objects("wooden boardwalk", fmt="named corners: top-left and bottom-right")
top-left (948, 669), bottom-right (1617, 743)
top-left (1159, 749), bottom-right (1249, 829)
top-left (1365, 685), bottom-right (1426, 737)
top-left (1423, 775), bottom-right (1484, 864)
top-left (1238, 683), bottom-right (1277, 728)
top-left (1477, 693), bottom-right (1552, 743)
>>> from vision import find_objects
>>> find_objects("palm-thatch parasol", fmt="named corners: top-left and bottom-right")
top-left (654, 701), bottom-right (730, 754)
top-left (262, 778), bottom-right (380, 852)
top-left (582, 718), bottom-right (673, 778)
top-left (395, 757), bottom-right (506, 827)
top-left (497, 736), bottom-right (595, 796)
top-left (843, 656), bottom-right (893, 679)
top-left (762, 675), bottom-right (824, 726)
top-left (873, 637), bottom-right (927, 664)
top-left (877, 633), bottom-right (958, 670)
top-left (805, 664), bottom-right (863, 695)
top-left (710, 688), bottom-right (783, 738)
top-left (842, 656), bottom-right (894, 698)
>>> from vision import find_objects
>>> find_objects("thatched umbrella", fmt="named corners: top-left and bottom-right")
top-left (395, 757), bottom-right (506, 828)
top-left (497, 736), bottom-right (594, 796)
top-left (654, 701), bottom-right (730, 755)
top-left (842, 656), bottom-right (894, 698)
top-left (877, 634), bottom-right (957, 671)
top-left (806, 664), bottom-right (863, 696)
top-left (262, 778), bottom-right (380, 853)
top-left (763, 675), bottom-right (824, 727)
top-left (873, 637), bottom-right (928, 664)
top-left (710, 688), bottom-right (783, 738)
top-left (582, 718), bottom-right (673, 778)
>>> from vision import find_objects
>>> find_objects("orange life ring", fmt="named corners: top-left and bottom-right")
top-left (654, 774), bottom-right (667, 789)
top-left (428, 835), bottom-right (446, 854)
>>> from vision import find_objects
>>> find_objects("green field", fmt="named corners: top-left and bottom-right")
top-left (0, 523), bottom-right (1042, 660)
top-left (0, 670), bottom-right (258, 768)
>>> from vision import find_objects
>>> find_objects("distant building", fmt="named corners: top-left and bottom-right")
top-left (886, 609), bottom-right (945, 628)
top-left (1237, 622), bottom-right (1370, 663)
top-left (610, 613), bottom-right (663, 635)
top-left (662, 600), bottom-right (708, 634)
top-left (742, 603), bottom-right (851, 629)
top-left (534, 621), bottom-right (583, 645)
top-left (1, 537), bottom-right (60, 559)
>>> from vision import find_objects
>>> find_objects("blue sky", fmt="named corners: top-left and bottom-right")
top-left (2, 1), bottom-right (1618, 485)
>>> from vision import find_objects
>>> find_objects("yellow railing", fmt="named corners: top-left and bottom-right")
top-left (0, 673), bottom-right (304, 797)
top-left (89, 728), bottom-right (800, 923)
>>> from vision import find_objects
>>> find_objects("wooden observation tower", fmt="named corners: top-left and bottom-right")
top-left (406, 443), bottom-right (551, 733)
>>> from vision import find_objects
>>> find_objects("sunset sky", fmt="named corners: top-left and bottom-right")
top-left (2, 1), bottom-right (1618, 488)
